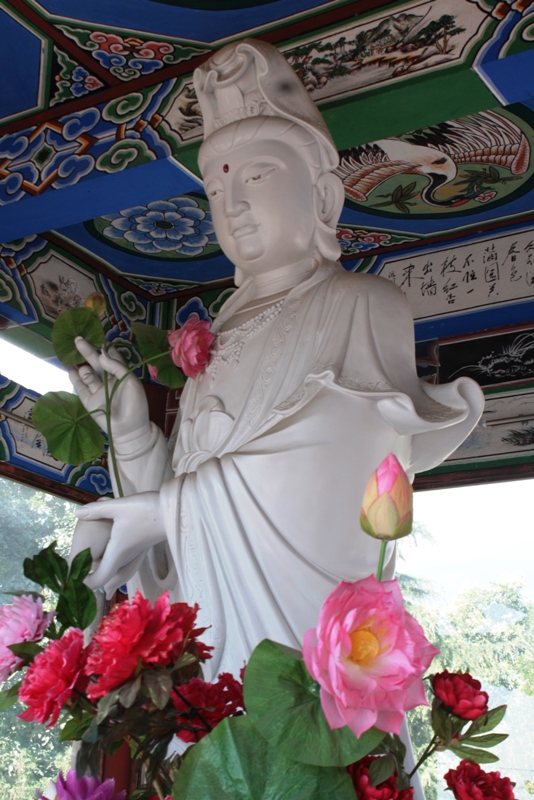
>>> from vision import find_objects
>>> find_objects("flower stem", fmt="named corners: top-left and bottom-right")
top-left (408, 734), bottom-right (439, 778)
top-left (103, 371), bottom-right (124, 499)
top-left (375, 541), bottom-right (388, 581)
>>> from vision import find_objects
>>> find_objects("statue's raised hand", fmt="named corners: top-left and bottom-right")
top-left (68, 336), bottom-right (150, 442)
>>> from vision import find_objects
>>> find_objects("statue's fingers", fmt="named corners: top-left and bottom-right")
top-left (87, 546), bottom-right (145, 592)
top-left (69, 518), bottom-right (110, 564)
top-left (102, 554), bottom-right (146, 598)
top-left (75, 497), bottom-right (122, 521)
top-left (68, 368), bottom-right (93, 404)
top-left (78, 364), bottom-right (103, 395)
top-left (75, 337), bottom-right (103, 375)
top-left (99, 349), bottom-right (129, 380)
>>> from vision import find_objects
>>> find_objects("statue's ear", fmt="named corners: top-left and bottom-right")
top-left (315, 172), bottom-right (344, 227)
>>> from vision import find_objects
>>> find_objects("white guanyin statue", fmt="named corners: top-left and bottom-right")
top-left (70, 40), bottom-right (484, 788)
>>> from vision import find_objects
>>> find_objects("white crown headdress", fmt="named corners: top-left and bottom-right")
top-left (193, 39), bottom-right (339, 172)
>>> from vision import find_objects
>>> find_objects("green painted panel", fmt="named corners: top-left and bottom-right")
top-left (322, 68), bottom-right (498, 149)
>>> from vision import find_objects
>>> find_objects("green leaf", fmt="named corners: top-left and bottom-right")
top-left (392, 185), bottom-right (403, 203)
top-left (59, 712), bottom-right (94, 741)
top-left (464, 732), bottom-right (508, 748)
top-left (172, 715), bottom-right (356, 800)
top-left (0, 681), bottom-right (22, 710)
top-left (32, 391), bottom-right (105, 465)
top-left (464, 705), bottom-right (507, 737)
top-left (96, 691), bottom-right (120, 724)
top-left (401, 181), bottom-right (417, 197)
top-left (51, 307), bottom-right (105, 365)
top-left (369, 754), bottom-right (396, 786)
top-left (431, 699), bottom-right (455, 742)
top-left (489, 166), bottom-right (500, 181)
top-left (132, 322), bottom-right (185, 389)
top-left (23, 542), bottom-right (68, 593)
top-left (244, 639), bottom-right (384, 768)
top-left (68, 548), bottom-right (93, 583)
top-left (56, 581), bottom-right (96, 631)
top-left (118, 676), bottom-right (142, 709)
top-left (449, 744), bottom-right (499, 764)
top-left (7, 641), bottom-right (44, 660)
top-left (143, 670), bottom-right (173, 710)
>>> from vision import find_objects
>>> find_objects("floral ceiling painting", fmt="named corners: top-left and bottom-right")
top-left (1, 0), bottom-right (534, 497)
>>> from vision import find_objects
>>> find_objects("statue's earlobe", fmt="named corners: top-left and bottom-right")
top-left (315, 173), bottom-right (345, 226)
top-left (313, 172), bottom-right (344, 261)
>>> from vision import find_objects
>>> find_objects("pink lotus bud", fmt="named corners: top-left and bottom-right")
top-left (359, 453), bottom-right (413, 541)
top-left (148, 364), bottom-right (159, 381)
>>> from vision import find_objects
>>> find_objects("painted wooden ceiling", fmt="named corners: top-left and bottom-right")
top-left (2, 0), bottom-right (534, 497)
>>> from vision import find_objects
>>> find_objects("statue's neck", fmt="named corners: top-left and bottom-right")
top-left (240, 257), bottom-right (315, 301)
top-left (218, 258), bottom-right (315, 333)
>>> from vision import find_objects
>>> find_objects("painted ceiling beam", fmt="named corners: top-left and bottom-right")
top-left (0, 158), bottom-right (202, 242)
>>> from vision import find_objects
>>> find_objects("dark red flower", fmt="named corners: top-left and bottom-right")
top-left (347, 755), bottom-right (412, 800)
top-left (18, 628), bottom-right (87, 727)
top-left (432, 670), bottom-right (489, 720)
top-left (444, 760), bottom-right (516, 800)
top-left (85, 591), bottom-right (211, 700)
top-left (173, 672), bottom-right (244, 743)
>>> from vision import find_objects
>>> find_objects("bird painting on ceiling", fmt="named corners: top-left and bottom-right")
top-left (335, 110), bottom-right (531, 212)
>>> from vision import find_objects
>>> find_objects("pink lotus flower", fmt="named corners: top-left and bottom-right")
top-left (38, 769), bottom-right (125, 800)
top-left (18, 628), bottom-right (87, 727)
top-left (0, 595), bottom-right (54, 683)
top-left (147, 363), bottom-right (159, 381)
top-left (360, 454), bottom-right (413, 541)
top-left (167, 317), bottom-right (214, 379)
top-left (303, 576), bottom-right (439, 738)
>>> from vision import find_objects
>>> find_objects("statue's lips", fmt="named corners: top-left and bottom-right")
top-left (231, 224), bottom-right (259, 239)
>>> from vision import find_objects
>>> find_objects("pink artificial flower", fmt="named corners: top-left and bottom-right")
top-left (167, 317), bottom-right (214, 379)
top-left (303, 576), bottom-right (439, 738)
top-left (38, 769), bottom-right (125, 800)
top-left (18, 628), bottom-right (87, 727)
top-left (148, 364), bottom-right (159, 381)
top-left (0, 595), bottom-right (54, 683)
top-left (360, 454), bottom-right (413, 541)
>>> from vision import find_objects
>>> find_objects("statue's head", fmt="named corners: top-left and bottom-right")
top-left (194, 40), bottom-right (344, 284)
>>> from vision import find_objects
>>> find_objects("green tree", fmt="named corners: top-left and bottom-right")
top-left (0, 477), bottom-right (77, 800)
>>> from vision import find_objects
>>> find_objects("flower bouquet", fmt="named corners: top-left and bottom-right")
top-left (0, 454), bottom-right (515, 800)
top-left (0, 301), bottom-right (516, 798)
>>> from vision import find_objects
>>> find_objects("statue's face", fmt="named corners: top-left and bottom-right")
top-left (203, 138), bottom-right (317, 275)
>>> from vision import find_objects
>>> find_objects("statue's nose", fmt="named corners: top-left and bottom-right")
top-left (224, 184), bottom-right (249, 217)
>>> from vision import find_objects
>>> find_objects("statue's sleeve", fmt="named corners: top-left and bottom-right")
top-left (109, 421), bottom-right (178, 600)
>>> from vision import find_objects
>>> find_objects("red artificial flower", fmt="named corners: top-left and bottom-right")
top-left (173, 672), bottom-right (244, 743)
top-left (18, 628), bottom-right (87, 727)
top-left (85, 592), bottom-right (211, 700)
top-left (432, 670), bottom-right (489, 720)
top-left (347, 755), bottom-right (414, 800)
top-left (444, 760), bottom-right (516, 800)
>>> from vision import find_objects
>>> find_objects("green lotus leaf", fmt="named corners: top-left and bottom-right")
top-left (51, 307), bottom-right (105, 366)
top-left (132, 322), bottom-right (185, 389)
top-left (244, 639), bottom-right (385, 767)
top-left (32, 391), bottom-right (105, 465)
top-left (172, 715), bottom-right (356, 800)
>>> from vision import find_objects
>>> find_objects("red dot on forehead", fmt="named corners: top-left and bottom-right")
top-left (223, 164), bottom-right (229, 173)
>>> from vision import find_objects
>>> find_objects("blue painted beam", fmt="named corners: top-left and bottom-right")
top-left (475, 48), bottom-right (534, 106)
top-left (0, 158), bottom-right (203, 243)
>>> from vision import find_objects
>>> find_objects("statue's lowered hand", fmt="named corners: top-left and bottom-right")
top-left (68, 336), bottom-right (150, 441)
top-left (72, 492), bottom-right (167, 595)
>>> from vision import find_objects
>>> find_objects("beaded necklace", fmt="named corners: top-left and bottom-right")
top-left (206, 299), bottom-right (285, 379)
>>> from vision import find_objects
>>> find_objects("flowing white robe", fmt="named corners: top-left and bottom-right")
top-left (114, 262), bottom-right (483, 681)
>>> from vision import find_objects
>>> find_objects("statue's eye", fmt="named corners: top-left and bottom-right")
top-left (244, 165), bottom-right (279, 184)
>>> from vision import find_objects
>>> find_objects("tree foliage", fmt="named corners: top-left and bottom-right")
top-left (0, 477), bottom-right (77, 799)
